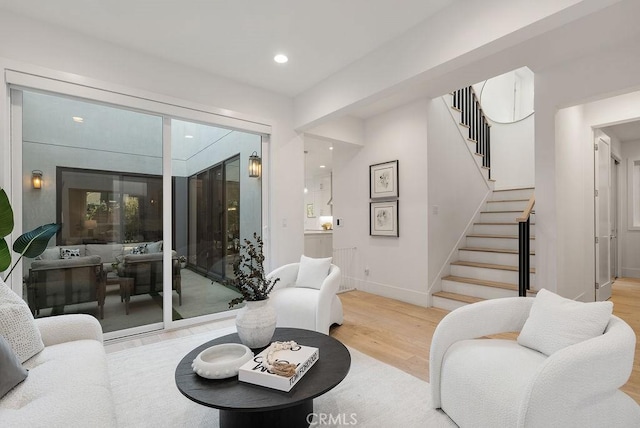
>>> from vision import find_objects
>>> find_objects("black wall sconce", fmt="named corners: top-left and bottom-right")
top-left (248, 151), bottom-right (262, 178)
top-left (32, 170), bottom-right (43, 189)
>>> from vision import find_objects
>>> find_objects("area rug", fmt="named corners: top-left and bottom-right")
top-left (107, 328), bottom-right (456, 427)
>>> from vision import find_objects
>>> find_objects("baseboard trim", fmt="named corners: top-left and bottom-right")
top-left (622, 268), bottom-right (640, 279)
top-left (354, 278), bottom-right (429, 307)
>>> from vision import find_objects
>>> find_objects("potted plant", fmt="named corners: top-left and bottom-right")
top-left (223, 232), bottom-right (280, 348)
top-left (1, 189), bottom-right (61, 278)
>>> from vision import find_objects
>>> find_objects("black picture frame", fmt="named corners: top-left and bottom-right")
top-left (370, 200), bottom-right (399, 237)
top-left (369, 160), bottom-right (399, 199)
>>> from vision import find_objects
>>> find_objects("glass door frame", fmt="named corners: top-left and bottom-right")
top-left (4, 68), bottom-right (272, 339)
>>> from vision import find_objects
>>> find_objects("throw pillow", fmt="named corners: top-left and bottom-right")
top-left (517, 288), bottom-right (613, 356)
top-left (0, 334), bottom-right (28, 398)
top-left (60, 248), bottom-right (81, 259)
top-left (37, 247), bottom-right (61, 260)
top-left (131, 244), bottom-right (147, 254)
top-left (146, 241), bottom-right (163, 253)
top-left (295, 255), bottom-right (332, 290)
top-left (0, 279), bottom-right (44, 363)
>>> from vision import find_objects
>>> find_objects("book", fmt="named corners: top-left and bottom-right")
top-left (238, 344), bottom-right (319, 392)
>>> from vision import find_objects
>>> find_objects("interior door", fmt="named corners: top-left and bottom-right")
top-left (595, 137), bottom-right (612, 301)
top-left (610, 157), bottom-right (619, 281)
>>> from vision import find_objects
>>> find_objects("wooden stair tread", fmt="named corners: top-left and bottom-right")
top-left (487, 199), bottom-right (529, 203)
top-left (451, 260), bottom-right (536, 273)
top-left (474, 222), bottom-right (536, 226)
top-left (481, 210), bottom-right (526, 213)
top-left (443, 275), bottom-right (538, 294)
top-left (459, 247), bottom-right (535, 255)
top-left (467, 233), bottom-right (536, 240)
top-left (493, 187), bottom-right (535, 192)
top-left (433, 291), bottom-right (484, 304)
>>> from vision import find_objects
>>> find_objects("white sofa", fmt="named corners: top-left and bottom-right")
top-left (430, 296), bottom-right (640, 428)
top-left (0, 314), bottom-right (117, 427)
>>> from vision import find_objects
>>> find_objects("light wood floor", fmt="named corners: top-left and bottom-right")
top-left (331, 278), bottom-right (640, 404)
top-left (105, 278), bottom-right (640, 404)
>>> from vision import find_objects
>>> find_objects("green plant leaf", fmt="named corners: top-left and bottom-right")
top-left (12, 223), bottom-right (61, 258)
top-left (0, 189), bottom-right (14, 239)
top-left (0, 238), bottom-right (10, 272)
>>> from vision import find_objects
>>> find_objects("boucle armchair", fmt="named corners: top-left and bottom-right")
top-left (268, 262), bottom-right (343, 335)
top-left (430, 296), bottom-right (640, 428)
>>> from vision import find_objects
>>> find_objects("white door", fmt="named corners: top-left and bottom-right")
top-left (595, 137), bottom-right (612, 301)
top-left (610, 157), bottom-right (619, 281)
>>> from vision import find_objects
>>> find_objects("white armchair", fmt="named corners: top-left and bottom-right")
top-left (430, 297), bottom-right (640, 428)
top-left (267, 263), bottom-right (343, 335)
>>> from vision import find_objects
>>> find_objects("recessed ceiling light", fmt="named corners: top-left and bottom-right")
top-left (274, 54), bottom-right (288, 64)
top-left (329, 146), bottom-right (333, 150)
top-left (72, 116), bottom-right (84, 123)
top-left (319, 165), bottom-right (326, 168)
top-left (185, 135), bottom-right (194, 139)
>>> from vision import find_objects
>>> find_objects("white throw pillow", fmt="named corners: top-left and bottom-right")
top-left (146, 241), bottom-right (163, 253)
top-left (0, 279), bottom-right (44, 363)
top-left (295, 255), bottom-right (332, 290)
top-left (38, 247), bottom-right (61, 260)
top-left (517, 288), bottom-right (613, 356)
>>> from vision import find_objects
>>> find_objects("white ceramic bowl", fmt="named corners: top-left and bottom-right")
top-left (191, 343), bottom-right (254, 379)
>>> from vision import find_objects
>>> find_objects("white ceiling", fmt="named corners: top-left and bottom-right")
top-left (603, 121), bottom-right (640, 144)
top-left (0, 0), bottom-right (454, 97)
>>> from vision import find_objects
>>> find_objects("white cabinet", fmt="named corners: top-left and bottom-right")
top-left (304, 232), bottom-right (333, 258)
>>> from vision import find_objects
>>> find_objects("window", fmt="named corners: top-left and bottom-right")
top-left (57, 168), bottom-right (163, 245)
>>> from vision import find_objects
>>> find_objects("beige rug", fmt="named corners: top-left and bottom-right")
top-left (106, 327), bottom-right (456, 427)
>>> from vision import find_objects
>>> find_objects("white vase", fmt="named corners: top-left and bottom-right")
top-left (235, 299), bottom-right (277, 348)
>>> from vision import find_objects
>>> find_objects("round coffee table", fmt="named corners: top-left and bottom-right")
top-left (175, 328), bottom-right (351, 428)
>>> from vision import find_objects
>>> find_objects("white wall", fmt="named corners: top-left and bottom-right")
top-left (0, 9), bottom-right (302, 273)
top-left (332, 99), bottom-right (429, 305)
top-left (489, 116), bottom-right (535, 190)
top-left (553, 105), bottom-right (594, 301)
top-left (427, 97), bottom-right (490, 289)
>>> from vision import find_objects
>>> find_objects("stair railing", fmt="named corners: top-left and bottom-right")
top-left (452, 86), bottom-right (491, 179)
top-left (516, 194), bottom-right (535, 297)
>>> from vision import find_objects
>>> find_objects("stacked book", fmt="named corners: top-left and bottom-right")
top-left (238, 344), bottom-right (319, 392)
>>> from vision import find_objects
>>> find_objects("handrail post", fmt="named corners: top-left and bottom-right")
top-left (518, 218), bottom-right (530, 297)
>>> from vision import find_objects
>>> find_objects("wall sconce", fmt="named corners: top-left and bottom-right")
top-left (32, 170), bottom-right (43, 189)
top-left (248, 151), bottom-right (262, 178)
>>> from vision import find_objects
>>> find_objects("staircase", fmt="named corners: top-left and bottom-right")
top-left (432, 187), bottom-right (536, 310)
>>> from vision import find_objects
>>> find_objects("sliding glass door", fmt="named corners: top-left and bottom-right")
top-left (189, 156), bottom-right (239, 279)
top-left (11, 85), bottom-right (265, 338)
top-left (175, 118), bottom-right (261, 321)
top-left (20, 90), bottom-right (165, 334)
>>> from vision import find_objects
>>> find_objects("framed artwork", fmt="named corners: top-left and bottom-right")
top-left (306, 203), bottom-right (315, 218)
top-left (370, 160), bottom-right (398, 199)
top-left (370, 200), bottom-right (399, 237)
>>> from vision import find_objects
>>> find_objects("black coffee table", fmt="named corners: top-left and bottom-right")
top-left (175, 328), bottom-right (351, 428)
